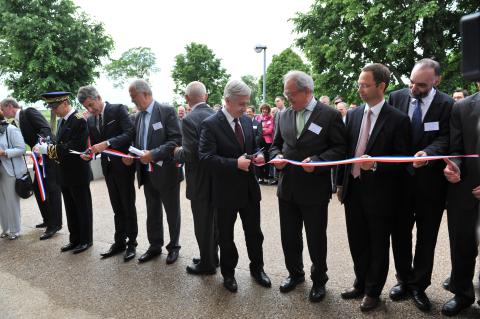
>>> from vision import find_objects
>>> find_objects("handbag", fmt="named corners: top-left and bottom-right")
top-left (5, 125), bottom-right (33, 199)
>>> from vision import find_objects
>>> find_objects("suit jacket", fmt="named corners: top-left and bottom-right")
top-left (270, 101), bottom-right (346, 205)
top-left (252, 118), bottom-right (263, 146)
top-left (87, 102), bottom-right (134, 176)
top-left (133, 101), bottom-right (182, 191)
top-left (448, 92), bottom-right (480, 211)
top-left (50, 110), bottom-right (92, 186)
top-left (199, 110), bottom-right (261, 209)
top-left (337, 103), bottom-right (411, 204)
top-left (18, 108), bottom-right (52, 148)
top-left (174, 103), bottom-right (215, 200)
top-left (0, 123), bottom-right (27, 178)
top-left (388, 88), bottom-right (453, 202)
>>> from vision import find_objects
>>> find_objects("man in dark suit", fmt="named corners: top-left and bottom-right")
top-left (270, 70), bottom-right (346, 302)
top-left (336, 64), bottom-right (411, 311)
top-left (77, 86), bottom-right (138, 262)
top-left (387, 59), bottom-right (453, 311)
top-left (0, 98), bottom-right (62, 240)
top-left (125, 79), bottom-right (182, 265)
top-left (174, 81), bottom-right (217, 275)
top-left (441, 82), bottom-right (480, 316)
top-left (199, 79), bottom-right (271, 293)
top-left (34, 91), bottom-right (93, 254)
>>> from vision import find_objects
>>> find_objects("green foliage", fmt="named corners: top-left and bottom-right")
top-left (0, 0), bottom-right (114, 103)
top-left (292, 0), bottom-right (480, 102)
top-left (172, 42), bottom-right (230, 105)
top-left (241, 74), bottom-right (261, 108)
top-left (105, 47), bottom-right (159, 88)
top-left (263, 48), bottom-right (310, 105)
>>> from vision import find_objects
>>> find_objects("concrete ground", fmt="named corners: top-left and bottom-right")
top-left (0, 179), bottom-right (479, 319)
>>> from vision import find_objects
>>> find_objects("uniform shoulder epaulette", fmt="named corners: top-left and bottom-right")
top-left (74, 112), bottom-right (84, 120)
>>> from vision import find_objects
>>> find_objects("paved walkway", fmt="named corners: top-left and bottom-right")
top-left (0, 179), bottom-right (479, 318)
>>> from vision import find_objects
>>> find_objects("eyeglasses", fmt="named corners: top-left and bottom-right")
top-left (283, 90), bottom-right (302, 99)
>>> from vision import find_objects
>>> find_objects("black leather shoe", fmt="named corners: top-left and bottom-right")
top-left (441, 296), bottom-right (473, 316)
top-left (251, 270), bottom-right (271, 288)
top-left (360, 295), bottom-right (380, 312)
top-left (309, 284), bottom-right (326, 302)
top-left (60, 242), bottom-right (77, 252)
top-left (186, 263), bottom-right (216, 275)
top-left (389, 283), bottom-right (409, 301)
top-left (442, 276), bottom-right (450, 290)
top-left (39, 226), bottom-right (61, 240)
top-left (72, 243), bottom-right (92, 254)
top-left (412, 290), bottom-right (431, 311)
top-left (341, 287), bottom-right (364, 299)
top-left (166, 250), bottom-right (179, 265)
top-left (192, 257), bottom-right (220, 268)
top-left (138, 249), bottom-right (161, 263)
top-left (279, 276), bottom-right (305, 293)
top-left (223, 277), bottom-right (238, 293)
top-left (35, 222), bottom-right (47, 228)
top-left (124, 245), bottom-right (136, 262)
top-left (100, 243), bottom-right (126, 258)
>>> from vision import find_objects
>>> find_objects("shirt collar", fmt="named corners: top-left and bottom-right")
top-left (145, 100), bottom-right (155, 114)
top-left (221, 106), bottom-right (236, 123)
top-left (305, 96), bottom-right (317, 112)
top-left (365, 99), bottom-right (385, 116)
top-left (62, 108), bottom-right (76, 121)
top-left (412, 87), bottom-right (436, 106)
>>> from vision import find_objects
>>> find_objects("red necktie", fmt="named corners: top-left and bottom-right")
top-left (234, 118), bottom-right (244, 151)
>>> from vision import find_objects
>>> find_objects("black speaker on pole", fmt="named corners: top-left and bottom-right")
top-left (461, 12), bottom-right (480, 82)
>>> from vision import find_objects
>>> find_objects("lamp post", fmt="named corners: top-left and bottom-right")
top-left (254, 44), bottom-right (267, 103)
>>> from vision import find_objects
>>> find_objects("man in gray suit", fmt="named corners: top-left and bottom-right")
top-left (174, 81), bottom-right (218, 275)
top-left (125, 79), bottom-right (183, 264)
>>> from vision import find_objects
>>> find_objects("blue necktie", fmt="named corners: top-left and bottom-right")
top-left (411, 98), bottom-right (423, 145)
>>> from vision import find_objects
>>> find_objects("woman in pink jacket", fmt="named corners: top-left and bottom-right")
top-left (257, 103), bottom-right (274, 184)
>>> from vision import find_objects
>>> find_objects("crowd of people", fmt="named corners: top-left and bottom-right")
top-left (0, 57), bottom-right (479, 316)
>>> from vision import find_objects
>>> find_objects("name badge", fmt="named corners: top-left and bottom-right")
top-left (253, 126), bottom-right (257, 129)
top-left (308, 123), bottom-right (322, 135)
top-left (152, 121), bottom-right (163, 130)
top-left (424, 121), bottom-right (439, 131)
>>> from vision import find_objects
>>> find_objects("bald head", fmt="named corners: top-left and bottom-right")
top-left (185, 81), bottom-right (208, 107)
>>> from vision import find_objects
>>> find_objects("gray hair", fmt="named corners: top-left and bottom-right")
top-left (185, 81), bottom-right (207, 97)
top-left (224, 79), bottom-right (251, 99)
top-left (414, 58), bottom-right (441, 76)
top-left (283, 70), bottom-right (314, 92)
top-left (129, 79), bottom-right (152, 95)
top-left (0, 97), bottom-right (20, 109)
top-left (77, 85), bottom-right (100, 104)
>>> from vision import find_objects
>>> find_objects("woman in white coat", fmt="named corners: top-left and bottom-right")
top-left (0, 110), bottom-right (26, 239)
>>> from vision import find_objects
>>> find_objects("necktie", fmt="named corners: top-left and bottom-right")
top-left (57, 119), bottom-right (64, 136)
top-left (233, 118), bottom-right (244, 151)
top-left (138, 111), bottom-right (147, 149)
top-left (352, 109), bottom-right (372, 178)
top-left (411, 98), bottom-right (423, 145)
top-left (97, 114), bottom-right (102, 133)
top-left (296, 109), bottom-right (306, 138)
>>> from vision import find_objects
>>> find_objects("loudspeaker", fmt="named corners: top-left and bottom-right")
top-left (461, 12), bottom-right (480, 81)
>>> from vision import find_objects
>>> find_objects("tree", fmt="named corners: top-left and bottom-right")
top-left (172, 42), bottom-right (230, 105)
top-left (241, 75), bottom-right (261, 108)
top-left (263, 48), bottom-right (310, 105)
top-left (104, 47), bottom-right (159, 88)
top-left (0, 0), bottom-right (113, 128)
top-left (292, 0), bottom-right (480, 102)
